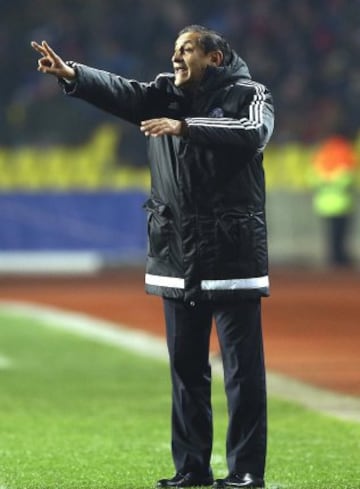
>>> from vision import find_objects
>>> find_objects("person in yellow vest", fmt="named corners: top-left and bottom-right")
top-left (311, 135), bottom-right (357, 266)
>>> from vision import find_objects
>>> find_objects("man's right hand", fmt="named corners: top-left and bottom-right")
top-left (31, 40), bottom-right (76, 80)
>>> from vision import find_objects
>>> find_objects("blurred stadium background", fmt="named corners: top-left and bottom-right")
top-left (1, 0), bottom-right (360, 271)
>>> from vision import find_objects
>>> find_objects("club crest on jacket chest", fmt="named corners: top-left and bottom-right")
top-left (208, 107), bottom-right (224, 118)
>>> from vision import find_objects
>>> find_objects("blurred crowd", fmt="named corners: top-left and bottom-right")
top-left (2, 0), bottom-right (360, 165)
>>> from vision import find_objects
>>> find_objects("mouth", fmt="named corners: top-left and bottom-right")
top-left (174, 66), bottom-right (188, 75)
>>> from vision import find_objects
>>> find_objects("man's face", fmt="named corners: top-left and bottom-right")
top-left (172, 32), bottom-right (215, 89)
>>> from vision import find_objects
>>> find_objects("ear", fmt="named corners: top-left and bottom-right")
top-left (209, 50), bottom-right (224, 67)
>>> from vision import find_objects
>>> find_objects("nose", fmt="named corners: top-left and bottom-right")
top-left (172, 49), bottom-right (182, 63)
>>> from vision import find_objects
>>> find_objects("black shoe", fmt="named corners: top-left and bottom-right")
top-left (157, 471), bottom-right (214, 487)
top-left (213, 473), bottom-right (264, 488)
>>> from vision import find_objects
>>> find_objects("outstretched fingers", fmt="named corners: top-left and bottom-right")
top-left (31, 40), bottom-right (59, 63)
top-left (31, 40), bottom-right (70, 77)
top-left (31, 41), bottom-right (47, 55)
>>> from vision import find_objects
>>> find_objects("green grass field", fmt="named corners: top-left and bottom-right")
top-left (0, 308), bottom-right (359, 489)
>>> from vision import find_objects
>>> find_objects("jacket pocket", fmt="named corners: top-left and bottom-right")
top-left (216, 210), bottom-right (253, 263)
top-left (143, 198), bottom-right (172, 259)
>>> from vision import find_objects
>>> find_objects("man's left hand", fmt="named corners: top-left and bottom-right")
top-left (140, 118), bottom-right (186, 137)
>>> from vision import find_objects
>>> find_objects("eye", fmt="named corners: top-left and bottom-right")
top-left (178, 46), bottom-right (194, 55)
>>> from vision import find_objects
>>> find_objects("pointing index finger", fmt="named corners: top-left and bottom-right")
top-left (31, 41), bottom-right (47, 55)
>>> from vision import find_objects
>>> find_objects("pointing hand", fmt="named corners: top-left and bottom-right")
top-left (31, 40), bottom-right (76, 80)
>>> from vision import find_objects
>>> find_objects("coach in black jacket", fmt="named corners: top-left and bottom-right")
top-left (32, 25), bottom-right (274, 489)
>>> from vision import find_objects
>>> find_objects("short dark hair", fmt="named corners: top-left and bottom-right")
top-left (177, 25), bottom-right (233, 66)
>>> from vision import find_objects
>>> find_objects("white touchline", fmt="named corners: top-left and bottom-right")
top-left (0, 300), bottom-right (359, 423)
top-left (0, 355), bottom-right (12, 369)
top-left (0, 300), bottom-right (168, 362)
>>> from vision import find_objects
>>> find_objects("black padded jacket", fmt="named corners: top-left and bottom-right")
top-left (62, 51), bottom-right (275, 302)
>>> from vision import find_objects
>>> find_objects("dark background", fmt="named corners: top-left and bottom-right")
top-left (3, 0), bottom-right (360, 165)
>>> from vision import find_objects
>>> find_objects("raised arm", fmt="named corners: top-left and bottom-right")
top-left (31, 40), bottom-right (76, 80)
top-left (31, 40), bottom-right (174, 125)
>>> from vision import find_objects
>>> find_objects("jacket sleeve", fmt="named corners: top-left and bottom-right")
top-left (59, 63), bottom-right (162, 125)
top-left (184, 83), bottom-right (274, 152)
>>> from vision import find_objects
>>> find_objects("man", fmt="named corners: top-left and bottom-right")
top-left (32, 25), bottom-right (274, 488)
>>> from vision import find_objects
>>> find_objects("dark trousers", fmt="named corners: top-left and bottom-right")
top-left (163, 297), bottom-right (267, 478)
